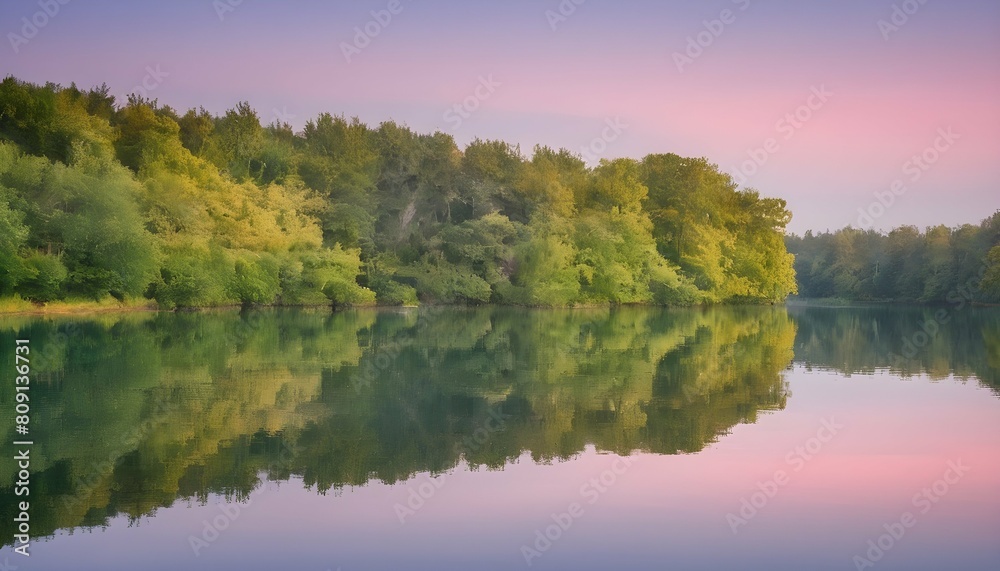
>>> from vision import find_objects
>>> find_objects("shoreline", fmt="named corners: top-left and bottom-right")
top-left (0, 299), bottom-right (754, 317)
top-left (3, 298), bottom-right (997, 318)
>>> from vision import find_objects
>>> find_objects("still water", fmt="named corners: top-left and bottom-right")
top-left (1, 305), bottom-right (999, 570)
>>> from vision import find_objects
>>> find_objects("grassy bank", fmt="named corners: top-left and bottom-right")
top-left (0, 296), bottom-right (159, 316)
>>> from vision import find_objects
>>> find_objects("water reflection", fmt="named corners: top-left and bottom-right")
top-left (789, 304), bottom-right (1000, 392)
top-left (0, 305), bottom-right (997, 548)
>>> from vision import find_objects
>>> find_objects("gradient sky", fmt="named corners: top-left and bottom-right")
top-left (1, 0), bottom-right (998, 234)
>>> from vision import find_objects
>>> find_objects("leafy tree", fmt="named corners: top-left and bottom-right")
top-left (0, 77), bottom-right (812, 310)
top-left (217, 101), bottom-right (263, 179)
top-left (228, 252), bottom-right (281, 306)
top-left (0, 191), bottom-right (29, 294)
top-left (305, 247), bottom-right (376, 307)
top-left (459, 138), bottom-right (525, 222)
top-left (590, 158), bottom-right (647, 212)
top-left (152, 246), bottom-right (232, 308)
top-left (980, 246), bottom-right (1000, 300)
top-left (787, 213), bottom-right (1000, 303)
top-left (18, 252), bottom-right (68, 302)
top-left (176, 107), bottom-right (216, 157)
top-left (518, 146), bottom-right (582, 218)
top-left (508, 227), bottom-right (581, 305)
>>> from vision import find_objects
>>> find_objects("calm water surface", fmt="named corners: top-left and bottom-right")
top-left (1, 306), bottom-right (999, 570)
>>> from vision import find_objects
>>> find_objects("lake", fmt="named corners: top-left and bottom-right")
top-left (2, 305), bottom-right (999, 570)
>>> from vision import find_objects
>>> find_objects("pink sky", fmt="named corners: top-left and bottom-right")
top-left (2, 0), bottom-right (998, 232)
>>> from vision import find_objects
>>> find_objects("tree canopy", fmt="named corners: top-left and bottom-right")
top-left (786, 213), bottom-right (1000, 304)
top-left (0, 76), bottom-right (801, 308)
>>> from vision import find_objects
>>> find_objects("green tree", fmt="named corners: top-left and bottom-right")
top-left (217, 101), bottom-right (263, 179)
top-left (0, 189), bottom-right (29, 294)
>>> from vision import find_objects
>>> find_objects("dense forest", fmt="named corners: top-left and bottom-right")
top-left (786, 216), bottom-right (1000, 303)
top-left (0, 77), bottom-right (797, 309)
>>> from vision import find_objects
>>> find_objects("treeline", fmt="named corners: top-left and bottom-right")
top-left (0, 77), bottom-right (796, 308)
top-left (786, 216), bottom-right (1000, 303)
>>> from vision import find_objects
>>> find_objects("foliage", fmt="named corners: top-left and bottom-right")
top-left (787, 212), bottom-right (1000, 304)
top-left (0, 77), bottom-right (802, 309)
top-left (18, 252), bottom-right (67, 302)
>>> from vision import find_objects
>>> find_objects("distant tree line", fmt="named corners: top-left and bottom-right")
top-left (786, 215), bottom-right (1000, 303)
top-left (0, 77), bottom-right (797, 308)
